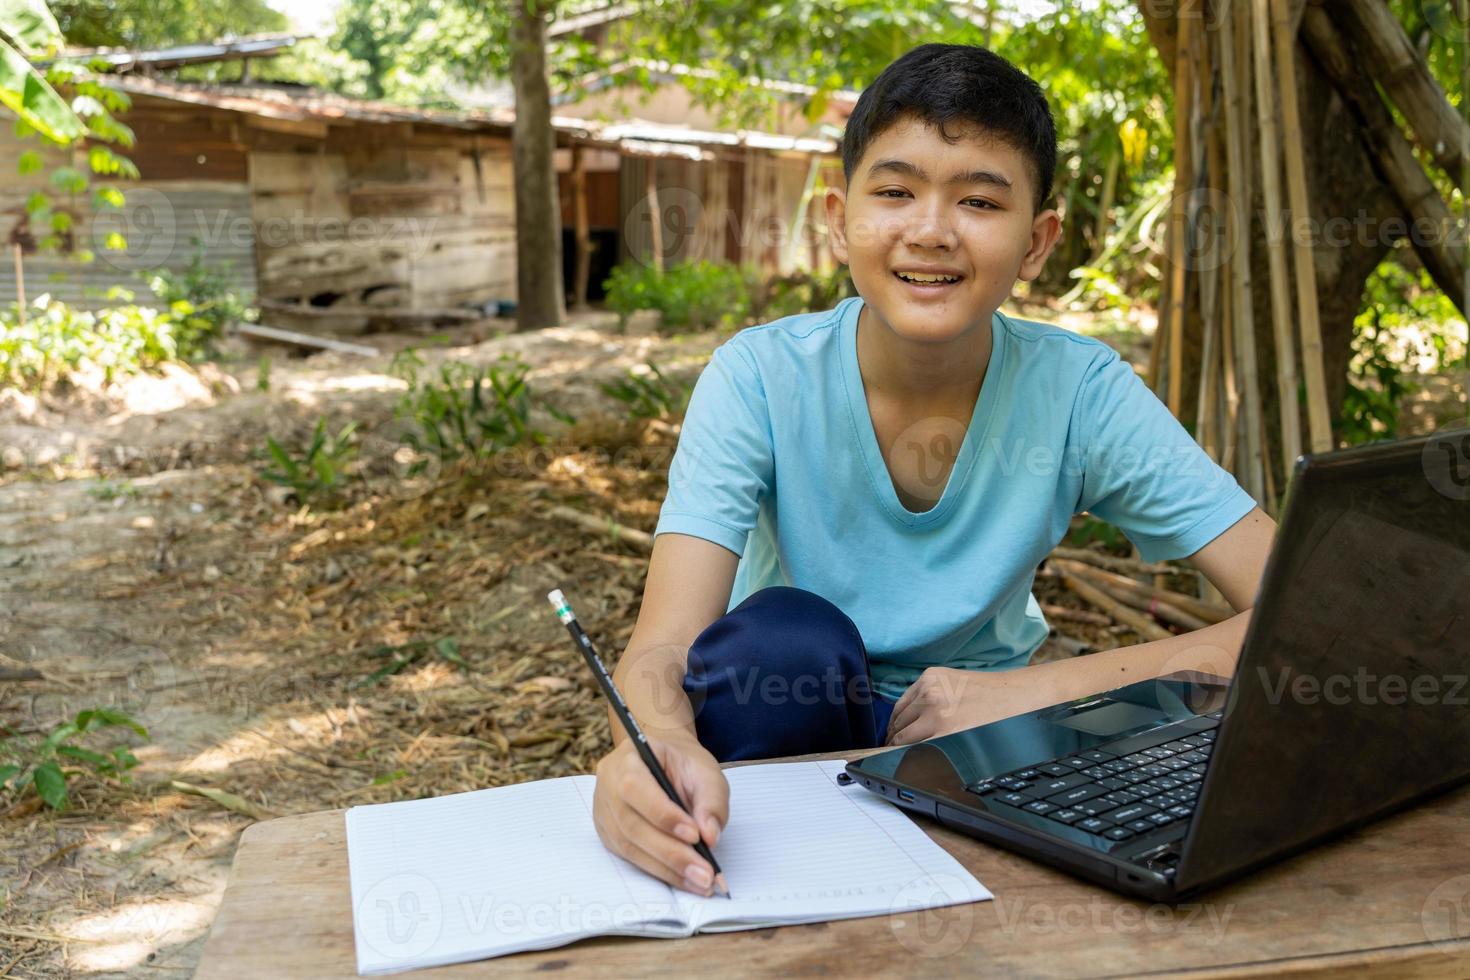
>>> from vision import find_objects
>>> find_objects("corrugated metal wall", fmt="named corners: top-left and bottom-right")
top-left (0, 182), bottom-right (258, 311)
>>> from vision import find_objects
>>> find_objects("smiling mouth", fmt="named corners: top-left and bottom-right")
top-left (894, 271), bottom-right (963, 286)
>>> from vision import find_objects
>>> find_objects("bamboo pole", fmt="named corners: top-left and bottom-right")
top-left (1270, 0), bottom-right (1333, 453)
top-left (1250, 0), bottom-right (1303, 476)
top-left (1299, 9), bottom-right (1470, 322)
top-left (1221, 0), bottom-right (1266, 502)
top-left (1052, 558), bottom-right (1232, 623)
top-left (1059, 573), bottom-right (1175, 642)
top-left (1196, 10), bottom-right (1225, 460)
top-left (1337, 0), bottom-right (1469, 184)
top-left (1164, 0), bottom-right (1200, 417)
top-left (1220, 253), bottom-right (1240, 472)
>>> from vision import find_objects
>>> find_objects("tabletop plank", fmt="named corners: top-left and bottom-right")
top-left (197, 748), bottom-right (1470, 977)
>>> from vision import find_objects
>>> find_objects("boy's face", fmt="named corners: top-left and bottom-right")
top-left (825, 115), bottom-right (1061, 349)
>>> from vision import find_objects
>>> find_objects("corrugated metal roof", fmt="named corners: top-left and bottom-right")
top-left (58, 35), bottom-right (303, 71)
top-left (109, 77), bottom-right (840, 156)
top-left (109, 76), bottom-right (517, 134)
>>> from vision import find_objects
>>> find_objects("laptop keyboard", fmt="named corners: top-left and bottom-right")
top-left (964, 713), bottom-right (1221, 845)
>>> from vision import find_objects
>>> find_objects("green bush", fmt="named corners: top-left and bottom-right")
top-left (603, 261), bottom-right (856, 334)
top-left (0, 708), bottom-right (148, 811)
top-left (143, 243), bottom-right (251, 357)
top-left (754, 268), bottom-right (856, 322)
top-left (1338, 257), bottom-right (1465, 445)
top-left (259, 418), bottom-right (359, 508)
top-left (599, 361), bottom-right (691, 420)
top-left (389, 349), bottom-right (574, 464)
top-left (604, 260), bottom-right (755, 332)
top-left (0, 291), bottom-right (183, 389)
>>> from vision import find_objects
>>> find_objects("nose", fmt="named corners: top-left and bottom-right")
top-left (903, 197), bottom-right (958, 252)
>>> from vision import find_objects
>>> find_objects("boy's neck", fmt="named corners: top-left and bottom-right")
top-left (855, 303), bottom-right (994, 411)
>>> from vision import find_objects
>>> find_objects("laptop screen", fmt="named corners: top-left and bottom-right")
top-left (1177, 431), bottom-right (1470, 892)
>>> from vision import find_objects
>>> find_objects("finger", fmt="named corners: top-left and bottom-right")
top-left (683, 767), bottom-right (729, 848)
top-left (886, 696), bottom-right (921, 740)
top-left (624, 768), bottom-right (703, 845)
top-left (615, 801), bottom-right (715, 895)
top-left (888, 717), bottom-right (928, 746)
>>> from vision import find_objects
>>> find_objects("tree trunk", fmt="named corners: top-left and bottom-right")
top-left (1335, 0), bottom-right (1468, 187)
top-left (1137, 0), bottom-right (1401, 485)
top-left (510, 0), bottom-right (566, 331)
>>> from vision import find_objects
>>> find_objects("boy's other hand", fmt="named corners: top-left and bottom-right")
top-left (885, 666), bottom-right (1043, 745)
top-left (592, 734), bottom-right (730, 897)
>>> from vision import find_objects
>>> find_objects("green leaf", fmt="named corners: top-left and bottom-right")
top-left (0, 763), bottom-right (20, 788)
top-left (32, 761), bottom-right (67, 809)
top-left (0, 37), bottom-right (84, 143)
top-left (435, 637), bottom-right (467, 669)
top-left (0, 0), bottom-right (62, 56)
top-left (56, 744), bottom-right (112, 769)
top-left (81, 707), bottom-right (148, 738)
top-left (41, 721), bottom-right (80, 753)
top-left (48, 165), bottom-right (86, 193)
top-left (16, 148), bottom-right (40, 174)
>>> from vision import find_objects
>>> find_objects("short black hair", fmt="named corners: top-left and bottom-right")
top-left (841, 43), bottom-right (1057, 215)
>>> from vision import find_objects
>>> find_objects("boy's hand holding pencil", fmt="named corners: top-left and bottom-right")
top-left (592, 734), bottom-right (730, 897)
top-left (548, 589), bottom-right (731, 898)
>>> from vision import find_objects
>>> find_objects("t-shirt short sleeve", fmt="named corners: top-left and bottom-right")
top-left (654, 343), bottom-right (775, 557)
top-left (1073, 350), bottom-right (1258, 562)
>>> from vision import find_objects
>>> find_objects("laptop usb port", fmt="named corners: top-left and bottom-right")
top-left (897, 788), bottom-right (916, 803)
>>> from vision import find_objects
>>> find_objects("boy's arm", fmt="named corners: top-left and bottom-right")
top-left (886, 507), bottom-right (1277, 744)
top-left (610, 532), bottom-right (739, 747)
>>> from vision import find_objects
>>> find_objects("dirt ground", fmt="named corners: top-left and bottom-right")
top-left (0, 308), bottom-right (739, 977)
top-left (0, 301), bottom-right (1461, 977)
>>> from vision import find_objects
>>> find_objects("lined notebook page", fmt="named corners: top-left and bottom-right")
top-left (679, 760), bottom-right (991, 932)
top-left (346, 775), bottom-right (686, 975)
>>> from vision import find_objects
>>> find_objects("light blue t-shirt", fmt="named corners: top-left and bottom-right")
top-left (654, 295), bottom-right (1257, 700)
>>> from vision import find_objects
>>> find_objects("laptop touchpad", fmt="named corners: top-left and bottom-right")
top-left (1052, 699), bottom-right (1174, 738)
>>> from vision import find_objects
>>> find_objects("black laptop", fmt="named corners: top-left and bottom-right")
top-left (847, 429), bottom-right (1470, 902)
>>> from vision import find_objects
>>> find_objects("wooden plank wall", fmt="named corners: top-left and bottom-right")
top-left (248, 126), bottom-right (517, 310)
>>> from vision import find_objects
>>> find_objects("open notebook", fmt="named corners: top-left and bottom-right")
top-left (345, 759), bottom-right (991, 975)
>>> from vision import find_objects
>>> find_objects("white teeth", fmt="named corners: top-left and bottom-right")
top-left (896, 272), bottom-right (960, 284)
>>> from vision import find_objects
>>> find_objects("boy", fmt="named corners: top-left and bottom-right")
top-left (591, 43), bottom-right (1275, 900)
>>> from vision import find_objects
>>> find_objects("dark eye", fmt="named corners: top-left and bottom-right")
top-left (876, 189), bottom-right (909, 198)
top-left (965, 199), bottom-right (997, 210)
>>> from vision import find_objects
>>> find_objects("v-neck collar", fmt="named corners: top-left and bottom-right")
top-left (838, 295), bottom-right (1007, 528)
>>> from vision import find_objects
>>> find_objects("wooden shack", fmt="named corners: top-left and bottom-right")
top-left (1, 64), bottom-right (841, 325)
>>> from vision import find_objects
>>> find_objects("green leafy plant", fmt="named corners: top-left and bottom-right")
top-left (599, 361), bottom-right (691, 420)
top-left (86, 478), bottom-right (140, 502)
top-left (142, 241), bottom-right (252, 356)
top-left (752, 268), bottom-right (856, 322)
top-left (0, 708), bottom-right (148, 811)
top-left (0, 291), bottom-right (185, 389)
top-left (260, 418), bottom-right (359, 507)
top-left (354, 636), bottom-right (467, 688)
top-left (390, 351), bottom-right (574, 465)
top-left (256, 356), bottom-right (272, 392)
top-left (1335, 257), bottom-right (1467, 444)
top-left (603, 260), bottom-right (756, 333)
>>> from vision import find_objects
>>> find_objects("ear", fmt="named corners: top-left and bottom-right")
top-left (1017, 207), bottom-right (1062, 282)
top-left (824, 185), bottom-right (850, 266)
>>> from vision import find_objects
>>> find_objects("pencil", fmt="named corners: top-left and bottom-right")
top-left (547, 588), bottom-right (731, 899)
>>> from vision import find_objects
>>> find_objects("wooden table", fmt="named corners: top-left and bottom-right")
top-left (197, 747), bottom-right (1470, 977)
